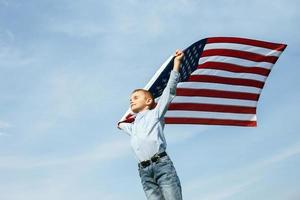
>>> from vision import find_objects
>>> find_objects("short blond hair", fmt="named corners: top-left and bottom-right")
top-left (132, 89), bottom-right (156, 109)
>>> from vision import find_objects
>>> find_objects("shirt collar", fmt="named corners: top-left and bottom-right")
top-left (136, 109), bottom-right (149, 119)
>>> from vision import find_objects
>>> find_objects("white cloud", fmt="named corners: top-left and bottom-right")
top-left (0, 135), bottom-right (133, 200)
top-left (45, 0), bottom-right (198, 39)
top-left (253, 143), bottom-right (300, 168)
top-left (0, 45), bottom-right (36, 68)
top-left (47, 19), bottom-right (109, 38)
top-left (199, 179), bottom-right (258, 200)
top-left (48, 71), bottom-right (105, 118)
top-left (183, 175), bottom-right (260, 200)
top-left (0, 132), bottom-right (10, 136)
top-left (0, 120), bottom-right (11, 136)
top-left (165, 125), bottom-right (209, 144)
top-left (184, 143), bottom-right (300, 199)
top-left (0, 0), bottom-right (8, 6)
top-left (0, 120), bottom-right (11, 129)
top-left (0, 179), bottom-right (123, 200)
top-left (0, 138), bottom-right (130, 169)
top-left (0, 29), bottom-right (14, 44)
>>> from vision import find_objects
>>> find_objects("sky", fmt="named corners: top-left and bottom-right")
top-left (0, 0), bottom-right (300, 199)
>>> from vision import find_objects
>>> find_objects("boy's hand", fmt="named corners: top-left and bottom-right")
top-left (174, 50), bottom-right (184, 62)
top-left (173, 49), bottom-right (184, 72)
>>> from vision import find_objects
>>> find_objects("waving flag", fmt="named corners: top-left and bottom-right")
top-left (120, 37), bottom-right (287, 127)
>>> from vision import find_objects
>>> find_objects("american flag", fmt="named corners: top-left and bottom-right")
top-left (120, 37), bottom-right (287, 127)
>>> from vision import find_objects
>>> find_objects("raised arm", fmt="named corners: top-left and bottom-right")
top-left (173, 49), bottom-right (184, 72)
top-left (155, 50), bottom-right (184, 118)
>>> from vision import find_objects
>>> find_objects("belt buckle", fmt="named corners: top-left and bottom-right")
top-left (151, 154), bottom-right (160, 163)
top-left (140, 160), bottom-right (150, 168)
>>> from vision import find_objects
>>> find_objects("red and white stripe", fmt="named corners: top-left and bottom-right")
top-left (165, 37), bottom-right (286, 126)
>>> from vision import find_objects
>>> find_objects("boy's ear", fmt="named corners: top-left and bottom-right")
top-left (145, 98), bottom-right (153, 106)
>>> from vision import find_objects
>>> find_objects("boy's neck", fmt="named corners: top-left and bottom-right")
top-left (138, 107), bottom-right (150, 113)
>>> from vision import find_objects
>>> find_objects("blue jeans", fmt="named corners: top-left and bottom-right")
top-left (138, 155), bottom-right (182, 200)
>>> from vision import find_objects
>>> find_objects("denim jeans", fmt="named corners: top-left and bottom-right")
top-left (138, 155), bottom-right (182, 200)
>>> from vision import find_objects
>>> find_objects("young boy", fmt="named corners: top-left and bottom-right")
top-left (118, 50), bottom-right (184, 200)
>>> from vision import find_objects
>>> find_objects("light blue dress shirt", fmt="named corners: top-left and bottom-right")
top-left (119, 70), bottom-right (180, 162)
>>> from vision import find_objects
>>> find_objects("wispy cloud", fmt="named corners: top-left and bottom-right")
top-left (0, 29), bottom-right (14, 44)
top-left (45, 0), bottom-right (197, 39)
top-left (184, 143), bottom-right (300, 200)
top-left (0, 120), bottom-right (11, 129)
top-left (0, 138), bottom-right (130, 169)
top-left (0, 178), bottom-right (125, 200)
top-left (0, 0), bottom-right (8, 6)
top-left (0, 29), bottom-right (36, 67)
top-left (166, 125), bottom-right (209, 145)
top-left (199, 179), bottom-right (258, 200)
top-left (0, 132), bottom-right (10, 136)
top-left (0, 120), bottom-right (11, 136)
top-left (253, 143), bottom-right (300, 169)
top-left (0, 135), bottom-right (132, 200)
top-left (47, 19), bottom-right (109, 38)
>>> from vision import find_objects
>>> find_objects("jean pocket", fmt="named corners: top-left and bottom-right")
top-left (156, 156), bottom-right (173, 169)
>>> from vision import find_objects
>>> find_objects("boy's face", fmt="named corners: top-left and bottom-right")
top-left (130, 91), bottom-right (152, 113)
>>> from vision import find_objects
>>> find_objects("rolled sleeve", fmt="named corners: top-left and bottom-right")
top-left (118, 122), bottom-right (133, 136)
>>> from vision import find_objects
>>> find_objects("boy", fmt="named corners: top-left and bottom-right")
top-left (118, 50), bottom-right (184, 200)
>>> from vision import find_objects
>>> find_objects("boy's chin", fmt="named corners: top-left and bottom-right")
top-left (131, 107), bottom-right (139, 113)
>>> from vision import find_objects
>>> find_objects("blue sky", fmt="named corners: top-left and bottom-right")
top-left (0, 0), bottom-right (300, 199)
